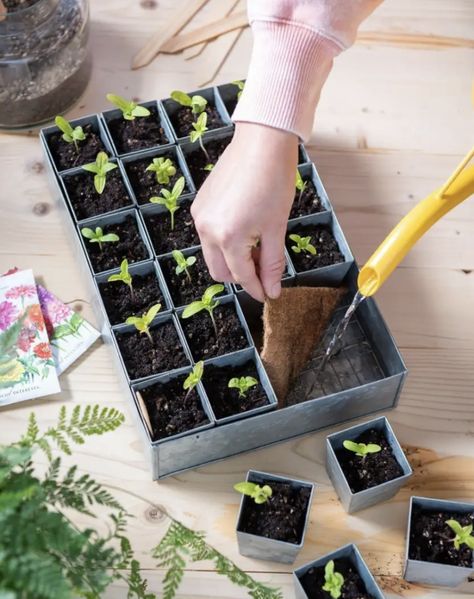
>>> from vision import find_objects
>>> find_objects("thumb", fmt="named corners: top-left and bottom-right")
top-left (259, 229), bottom-right (286, 300)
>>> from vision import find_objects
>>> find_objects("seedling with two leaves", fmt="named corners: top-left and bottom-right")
top-left (146, 157), bottom-right (176, 185)
top-left (81, 226), bottom-right (119, 251)
top-left (149, 176), bottom-right (185, 230)
top-left (106, 93), bottom-right (151, 120)
top-left (322, 560), bottom-right (344, 599)
top-left (107, 259), bottom-right (134, 300)
top-left (55, 116), bottom-right (86, 151)
top-left (171, 90), bottom-right (208, 115)
top-left (343, 440), bottom-right (381, 459)
top-left (289, 234), bottom-right (317, 256)
top-left (190, 113), bottom-right (210, 162)
top-left (82, 152), bottom-right (117, 194)
top-left (228, 376), bottom-right (258, 398)
top-left (234, 481), bottom-right (272, 504)
top-left (172, 250), bottom-right (196, 282)
top-left (445, 519), bottom-right (474, 550)
top-left (181, 284), bottom-right (224, 337)
top-left (183, 360), bottom-right (204, 399)
top-left (125, 303), bottom-right (162, 344)
top-left (295, 169), bottom-right (307, 201)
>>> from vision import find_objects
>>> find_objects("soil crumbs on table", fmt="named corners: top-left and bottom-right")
top-left (65, 169), bottom-right (131, 220)
top-left (287, 225), bottom-right (344, 272)
top-left (203, 361), bottom-right (269, 420)
top-left (107, 105), bottom-right (169, 154)
top-left (289, 180), bottom-right (325, 219)
top-left (409, 507), bottom-right (474, 567)
top-left (186, 135), bottom-right (233, 189)
top-left (299, 557), bottom-right (375, 599)
top-left (48, 123), bottom-right (106, 171)
top-left (140, 374), bottom-right (209, 441)
top-left (335, 428), bottom-right (404, 493)
top-left (125, 153), bottom-right (189, 204)
top-left (117, 321), bottom-right (188, 380)
top-left (239, 479), bottom-right (311, 545)
top-left (144, 202), bottom-right (199, 255)
top-left (99, 272), bottom-right (164, 325)
top-left (85, 215), bottom-right (148, 272)
top-left (181, 303), bottom-right (248, 361)
top-left (171, 104), bottom-right (225, 138)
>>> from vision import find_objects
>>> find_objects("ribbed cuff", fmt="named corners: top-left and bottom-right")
top-left (232, 20), bottom-right (341, 142)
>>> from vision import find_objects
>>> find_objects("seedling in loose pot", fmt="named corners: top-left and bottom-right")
top-left (81, 227), bottom-right (119, 251)
top-left (232, 80), bottom-right (245, 100)
top-left (183, 360), bottom-right (204, 399)
top-left (172, 250), bottom-right (196, 282)
top-left (149, 176), bottom-right (185, 231)
top-left (190, 113), bottom-right (210, 162)
top-left (445, 519), bottom-right (474, 550)
top-left (228, 376), bottom-right (258, 398)
top-left (181, 284), bottom-right (225, 337)
top-left (322, 560), bottom-right (345, 599)
top-left (171, 90), bottom-right (208, 115)
top-left (295, 169), bottom-right (307, 202)
top-left (82, 152), bottom-right (117, 194)
top-left (289, 234), bottom-right (317, 255)
top-left (107, 259), bottom-right (134, 300)
top-left (125, 303), bottom-right (161, 343)
top-left (343, 440), bottom-right (381, 459)
top-left (54, 116), bottom-right (86, 151)
top-left (234, 481), bottom-right (272, 504)
top-left (106, 93), bottom-right (151, 120)
top-left (146, 157), bottom-right (176, 185)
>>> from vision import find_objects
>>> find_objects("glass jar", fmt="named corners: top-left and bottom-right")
top-left (0, 0), bottom-right (91, 129)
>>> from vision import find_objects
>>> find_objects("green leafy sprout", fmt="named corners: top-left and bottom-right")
top-left (172, 249), bottom-right (196, 282)
top-left (289, 234), bottom-right (317, 255)
top-left (190, 112), bottom-right (210, 162)
top-left (181, 284), bottom-right (224, 337)
top-left (295, 169), bottom-right (307, 201)
top-left (107, 258), bottom-right (134, 300)
top-left (81, 226), bottom-right (119, 251)
top-left (322, 560), bottom-right (344, 599)
top-left (146, 157), bottom-right (177, 185)
top-left (203, 163), bottom-right (214, 172)
top-left (125, 303), bottom-right (161, 343)
top-left (183, 361), bottom-right (204, 398)
top-left (234, 481), bottom-right (272, 505)
top-left (170, 90), bottom-right (208, 115)
top-left (149, 176), bottom-right (185, 231)
top-left (106, 93), bottom-right (151, 120)
top-left (232, 80), bottom-right (245, 100)
top-left (343, 440), bottom-right (382, 458)
top-left (82, 151), bottom-right (118, 194)
top-left (54, 115), bottom-right (86, 151)
top-left (446, 519), bottom-right (474, 550)
top-left (228, 376), bottom-right (258, 398)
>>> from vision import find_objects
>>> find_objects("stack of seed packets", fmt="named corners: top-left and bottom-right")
top-left (0, 268), bottom-right (100, 407)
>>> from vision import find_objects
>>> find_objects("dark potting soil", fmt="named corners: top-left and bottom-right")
top-left (180, 303), bottom-right (248, 361)
top-left (116, 321), bottom-right (188, 380)
top-left (160, 249), bottom-right (224, 307)
top-left (125, 153), bottom-right (189, 205)
top-left (99, 272), bottom-right (164, 325)
top-left (170, 104), bottom-right (225, 138)
top-left (286, 225), bottom-right (344, 273)
top-left (335, 429), bottom-right (404, 493)
top-left (289, 180), bottom-right (325, 219)
top-left (48, 123), bottom-right (106, 171)
top-left (84, 215), bottom-right (148, 273)
top-left (140, 374), bottom-right (209, 441)
top-left (409, 506), bottom-right (474, 568)
top-left (107, 105), bottom-right (169, 154)
top-left (65, 168), bottom-right (132, 221)
top-left (299, 557), bottom-right (375, 599)
top-left (202, 360), bottom-right (269, 420)
top-left (186, 135), bottom-right (233, 189)
top-left (144, 202), bottom-right (199, 255)
top-left (239, 479), bottom-right (311, 545)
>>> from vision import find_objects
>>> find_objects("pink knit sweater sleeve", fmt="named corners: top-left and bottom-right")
top-left (232, 0), bottom-right (382, 141)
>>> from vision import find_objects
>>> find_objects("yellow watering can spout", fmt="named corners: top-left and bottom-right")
top-left (358, 147), bottom-right (474, 297)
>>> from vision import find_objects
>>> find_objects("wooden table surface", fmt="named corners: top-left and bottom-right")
top-left (1, 1), bottom-right (473, 597)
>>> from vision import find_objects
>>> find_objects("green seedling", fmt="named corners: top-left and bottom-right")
top-left (54, 115), bottom-right (86, 151)
top-left (322, 560), bottom-right (344, 599)
top-left (232, 80), bottom-right (245, 100)
top-left (234, 481), bottom-right (272, 505)
top-left (172, 249), bottom-right (196, 282)
top-left (446, 519), bottom-right (474, 550)
top-left (228, 376), bottom-right (258, 398)
top-left (190, 112), bottom-right (210, 162)
top-left (146, 157), bottom-right (176, 185)
top-left (181, 284), bottom-right (224, 337)
top-left (203, 163), bottom-right (214, 172)
top-left (289, 234), bottom-right (317, 255)
top-left (82, 151), bottom-right (117, 194)
top-left (81, 226), bottom-right (119, 251)
top-left (183, 360), bottom-right (204, 398)
top-left (106, 93), bottom-right (151, 120)
top-left (125, 303), bottom-right (161, 343)
top-left (343, 440), bottom-right (382, 458)
top-left (295, 169), bottom-right (307, 201)
top-left (149, 176), bottom-right (185, 230)
top-left (107, 258), bottom-right (134, 300)
top-left (170, 90), bottom-right (208, 115)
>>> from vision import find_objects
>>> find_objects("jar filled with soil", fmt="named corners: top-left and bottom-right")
top-left (0, 0), bottom-right (91, 129)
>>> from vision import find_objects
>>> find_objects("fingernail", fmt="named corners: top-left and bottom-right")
top-left (268, 282), bottom-right (281, 299)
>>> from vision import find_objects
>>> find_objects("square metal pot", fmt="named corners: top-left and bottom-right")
top-left (326, 416), bottom-right (413, 513)
top-left (216, 81), bottom-right (244, 120)
top-left (293, 543), bottom-right (385, 599)
top-left (298, 143), bottom-right (310, 166)
top-left (236, 469), bottom-right (315, 564)
top-left (292, 163), bottom-right (332, 218)
top-left (404, 496), bottom-right (474, 588)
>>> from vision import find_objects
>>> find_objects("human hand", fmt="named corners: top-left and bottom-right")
top-left (191, 122), bottom-right (298, 302)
